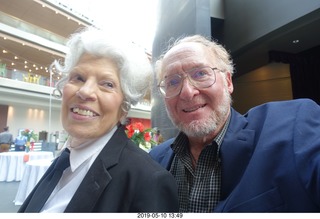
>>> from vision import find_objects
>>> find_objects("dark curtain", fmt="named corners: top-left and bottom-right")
top-left (269, 46), bottom-right (320, 104)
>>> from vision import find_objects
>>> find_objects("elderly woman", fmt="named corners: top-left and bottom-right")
top-left (18, 27), bottom-right (178, 213)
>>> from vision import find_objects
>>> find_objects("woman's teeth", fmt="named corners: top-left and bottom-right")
top-left (72, 107), bottom-right (96, 117)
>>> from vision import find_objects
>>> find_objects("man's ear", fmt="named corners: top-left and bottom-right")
top-left (226, 72), bottom-right (234, 94)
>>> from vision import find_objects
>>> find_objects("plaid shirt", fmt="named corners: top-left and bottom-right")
top-left (170, 115), bottom-right (230, 212)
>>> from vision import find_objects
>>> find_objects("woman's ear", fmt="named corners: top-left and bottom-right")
top-left (120, 112), bottom-right (128, 125)
top-left (119, 101), bottom-right (130, 124)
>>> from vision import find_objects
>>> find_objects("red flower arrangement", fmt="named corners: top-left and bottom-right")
top-left (21, 128), bottom-right (38, 160)
top-left (126, 122), bottom-right (156, 151)
top-left (21, 129), bottom-right (38, 142)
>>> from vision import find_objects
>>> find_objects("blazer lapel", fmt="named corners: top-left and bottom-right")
top-left (160, 138), bottom-right (175, 170)
top-left (65, 126), bottom-right (128, 212)
top-left (219, 108), bottom-right (255, 200)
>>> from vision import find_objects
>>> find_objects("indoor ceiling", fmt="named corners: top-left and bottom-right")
top-left (0, 36), bottom-right (63, 78)
top-left (230, 8), bottom-right (320, 76)
top-left (0, 0), bottom-right (319, 80)
top-left (0, 0), bottom-right (89, 78)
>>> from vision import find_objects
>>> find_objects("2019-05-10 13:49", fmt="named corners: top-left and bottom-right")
top-left (136, 213), bottom-right (183, 218)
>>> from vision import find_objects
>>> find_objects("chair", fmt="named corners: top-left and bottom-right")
top-left (41, 141), bottom-right (57, 157)
top-left (0, 143), bottom-right (10, 152)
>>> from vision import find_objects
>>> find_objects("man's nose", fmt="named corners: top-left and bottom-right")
top-left (179, 76), bottom-right (199, 99)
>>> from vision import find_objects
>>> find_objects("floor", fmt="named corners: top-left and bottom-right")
top-left (0, 149), bottom-right (58, 214)
top-left (0, 181), bottom-right (21, 213)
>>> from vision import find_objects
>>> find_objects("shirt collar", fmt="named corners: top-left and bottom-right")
top-left (63, 125), bottom-right (118, 172)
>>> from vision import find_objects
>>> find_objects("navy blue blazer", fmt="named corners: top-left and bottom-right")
top-left (149, 99), bottom-right (320, 212)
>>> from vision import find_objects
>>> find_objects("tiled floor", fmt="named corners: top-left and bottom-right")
top-left (0, 181), bottom-right (21, 213)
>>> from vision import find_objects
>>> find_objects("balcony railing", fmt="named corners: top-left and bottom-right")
top-left (0, 65), bottom-right (58, 87)
top-left (0, 67), bottom-right (152, 114)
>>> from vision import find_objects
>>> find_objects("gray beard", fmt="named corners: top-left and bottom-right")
top-left (167, 89), bottom-right (232, 138)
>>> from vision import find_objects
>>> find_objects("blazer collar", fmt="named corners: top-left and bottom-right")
top-left (220, 108), bottom-right (255, 200)
top-left (65, 125), bottom-right (127, 212)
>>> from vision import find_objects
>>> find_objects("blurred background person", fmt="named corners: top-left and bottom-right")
top-left (0, 126), bottom-right (13, 152)
top-left (153, 129), bottom-right (164, 145)
top-left (14, 134), bottom-right (27, 151)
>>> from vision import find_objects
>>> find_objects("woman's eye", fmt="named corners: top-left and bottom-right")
top-left (69, 73), bottom-right (85, 83)
top-left (76, 75), bottom-right (85, 82)
top-left (101, 81), bottom-right (115, 89)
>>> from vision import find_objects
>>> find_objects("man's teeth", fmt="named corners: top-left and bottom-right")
top-left (72, 107), bottom-right (96, 116)
top-left (183, 105), bottom-right (205, 112)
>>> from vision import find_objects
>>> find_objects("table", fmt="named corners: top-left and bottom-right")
top-left (14, 159), bottom-right (53, 205)
top-left (0, 151), bottom-right (54, 182)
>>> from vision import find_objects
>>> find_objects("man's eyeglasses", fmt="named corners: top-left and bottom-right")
top-left (158, 67), bottom-right (219, 98)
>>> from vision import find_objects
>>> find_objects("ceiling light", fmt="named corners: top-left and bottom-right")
top-left (293, 40), bottom-right (299, 44)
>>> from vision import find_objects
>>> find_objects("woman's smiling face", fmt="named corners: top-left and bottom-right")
top-left (61, 54), bottom-right (124, 140)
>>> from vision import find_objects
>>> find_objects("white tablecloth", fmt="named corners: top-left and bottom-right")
top-left (0, 151), bottom-right (54, 182)
top-left (14, 159), bottom-right (53, 205)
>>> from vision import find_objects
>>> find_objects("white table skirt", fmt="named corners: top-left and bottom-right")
top-left (0, 151), bottom-right (54, 182)
top-left (14, 159), bottom-right (53, 205)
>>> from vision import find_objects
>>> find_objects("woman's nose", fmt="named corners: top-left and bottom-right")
top-left (76, 81), bottom-right (97, 101)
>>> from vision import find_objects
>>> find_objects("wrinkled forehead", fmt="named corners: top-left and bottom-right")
top-left (161, 42), bottom-right (213, 77)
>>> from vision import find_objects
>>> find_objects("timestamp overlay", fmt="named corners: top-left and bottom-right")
top-left (133, 213), bottom-right (320, 219)
top-left (40, 213), bottom-right (320, 219)
top-left (136, 213), bottom-right (184, 219)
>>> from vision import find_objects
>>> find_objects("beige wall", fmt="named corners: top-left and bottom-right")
top-left (6, 104), bottom-right (63, 140)
top-left (0, 104), bottom-right (8, 130)
top-left (232, 62), bottom-right (293, 114)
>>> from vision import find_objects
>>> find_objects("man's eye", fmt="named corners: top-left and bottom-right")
top-left (167, 78), bottom-right (180, 87)
top-left (194, 70), bottom-right (207, 77)
top-left (192, 70), bottom-right (209, 80)
top-left (165, 75), bottom-right (181, 88)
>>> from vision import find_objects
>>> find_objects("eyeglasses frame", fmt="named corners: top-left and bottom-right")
top-left (158, 66), bottom-right (219, 99)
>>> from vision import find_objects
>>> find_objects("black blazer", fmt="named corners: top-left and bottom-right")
top-left (19, 125), bottom-right (179, 212)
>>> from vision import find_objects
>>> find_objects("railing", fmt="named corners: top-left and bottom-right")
top-left (0, 70), bottom-right (152, 110)
top-left (10, 142), bottom-right (42, 151)
top-left (10, 142), bottom-right (57, 156)
top-left (0, 66), bottom-right (58, 87)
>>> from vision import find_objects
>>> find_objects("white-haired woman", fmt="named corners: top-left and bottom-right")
top-left (19, 27), bottom-right (178, 213)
